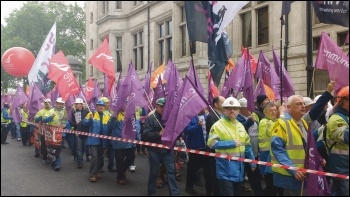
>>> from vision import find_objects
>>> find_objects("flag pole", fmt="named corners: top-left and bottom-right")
top-left (279, 15), bottom-right (284, 106)
top-left (189, 41), bottom-right (198, 88)
top-left (300, 179), bottom-right (305, 196)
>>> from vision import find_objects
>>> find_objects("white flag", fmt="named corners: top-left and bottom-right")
top-left (28, 22), bottom-right (56, 88)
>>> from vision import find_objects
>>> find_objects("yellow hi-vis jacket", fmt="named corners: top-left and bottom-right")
top-left (270, 118), bottom-right (307, 176)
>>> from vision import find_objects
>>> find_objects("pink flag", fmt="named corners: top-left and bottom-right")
top-left (315, 32), bottom-right (349, 93)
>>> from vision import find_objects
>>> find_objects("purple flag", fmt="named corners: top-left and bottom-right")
top-left (89, 81), bottom-right (101, 112)
top-left (221, 56), bottom-right (245, 98)
top-left (272, 46), bottom-right (295, 97)
top-left (65, 95), bottom-right (75, 122)
top-left (11, 106), bottom-right (21, 124)
top-left (110, 72), bottom-right (124, 116)
top-left (161, 76), bottom-right (209, 148)
top-left (151, 75), bottom-right (165, 109)
top-left (305, 121), bottom-right (331, 196)
top-left (10, 85), bottom-right (29, 112)
top-left (50, 85), bottom-right (60, 106)
top-left (122, 83), bottom-right (148, 139)
top-left (315, 32), bottom-right (349, 94)
top-left (27, 83), bottom-right (44, 120)
top-left (256, 50), bottom-right (280, 99)
top-left (162, 61), bottom-right (183, 124)
top-left (111, 62), bottom-right (143, 115)
top-left (187, 61), bottom-right (205, 95)
top-left (242, 52), bottom-right (255, 112)
top-left (162, 59), bottom-right (174, 84)
top-left (254, 79), bottom-right (267, 101)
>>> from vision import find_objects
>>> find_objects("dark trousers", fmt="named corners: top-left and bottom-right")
top-left (114, 148), bottom-right (135, 181)
top-left (218, 179), bottom-right (242, 196)
top-left (186, 150), bottom-right (211, 193)
top-left (20, 126), bottom-right (30, 145)
top-left (245, 160), bottom-right (264, 196)
top-left (264, 173), bottom-right (284, 196)
top-left (40, 135), bottom-right (47, 160)
top-left (206, 148), bottom-right (220, 196)
top-left (1, 124), bottom-right (11, 143)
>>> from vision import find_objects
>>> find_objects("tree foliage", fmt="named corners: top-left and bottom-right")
top-left (1, 1), bottom-right (85, 93)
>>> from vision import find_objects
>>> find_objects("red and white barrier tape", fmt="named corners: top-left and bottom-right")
top-left (28, 121), bottom-right (349, 180)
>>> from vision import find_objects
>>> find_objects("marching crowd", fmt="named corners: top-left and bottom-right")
top-left (1, 82), bottom-right (349, 196)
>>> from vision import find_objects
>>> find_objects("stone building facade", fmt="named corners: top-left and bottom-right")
top-left (85, 1), bottom-right (348, 97)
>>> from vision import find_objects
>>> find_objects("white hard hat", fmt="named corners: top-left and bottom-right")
top-left (75, 98), bottom-right (84, 104)
top-left (303, 97), bottom-right (315, 106)
top-left (222, 97), bottom-right (241, 108)
top-left (238, 97), bottom-right (247, 108)
top-left (44, 98), bottom-right (51, 103)
top-left (56, 97), bottom-right (65, 104)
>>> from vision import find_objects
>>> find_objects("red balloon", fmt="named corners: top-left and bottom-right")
top-left (1, 47), bottom-right (35, 77)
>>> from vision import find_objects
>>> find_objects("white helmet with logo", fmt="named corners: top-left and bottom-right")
top-left (56, 97), bottom-right (65, 104)
top-left (222, 97), bottom-right (241, 108)
top-left (75, 98), bottom-right (84, 104)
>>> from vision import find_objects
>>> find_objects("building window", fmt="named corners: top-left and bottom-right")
top-left (241, 12), bottom-right (252, 48)
top-left (337, 31), bottom-right (348, 47)
top-left (102, 1), bottom-right (109, 14)
top-left (240, 3), bottom-right (269, 48)
top-left (116, 36), bottom-right (122, 72)
top-left (90, 39), bottom-right (93, 50)
top-left (312, 36), bottom-right (321, 51)
top-left (115, 1), bottom-right (122, 9)
top-left (314, 70), bottom-right (330, 96)
top-left (158, 20), bottom-right (172, 63)
top-left (132, 31), bottom-right (144, 71)
top-left (257, 7), bottom-right (268, 45)
top-left (90, 12), bottom-right (93, 24)
top-left (179, 6), bottom-right (196, 57)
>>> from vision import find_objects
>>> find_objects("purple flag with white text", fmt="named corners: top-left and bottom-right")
top-left (315, 32), bottom-right (349, 94)
top-left (122, 83), bottom-right (148, 139)
top-left (161, 76), bottom-right (209, 148)
top-left (305, 121), bottom-right (331, 196)
top-left (162, 61), bottom-right (183, 124)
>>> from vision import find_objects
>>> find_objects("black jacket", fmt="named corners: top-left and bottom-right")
top-left (142, 111), bottom-right (166, 152)
top-left (70, 108), bottom-right (90, 138)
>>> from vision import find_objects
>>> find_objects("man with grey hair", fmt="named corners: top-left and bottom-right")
top-left (270, 95), bottom-right (308, 196)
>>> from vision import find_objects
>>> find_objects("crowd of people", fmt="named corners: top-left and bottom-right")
top-left (1, 83), bottom-right (349, 196)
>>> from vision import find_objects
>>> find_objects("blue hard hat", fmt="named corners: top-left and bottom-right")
top-left (96, 99), bottom-right (105, 106)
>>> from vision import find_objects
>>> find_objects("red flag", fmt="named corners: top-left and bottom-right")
top-left (242, 47), bottom-right (258, 75)
top-left (88, 37), bottom-right (116, 93)
top-left (48, 51), bottom-right (80, 101)
top-left (85, 78), bottom-right (95, 102)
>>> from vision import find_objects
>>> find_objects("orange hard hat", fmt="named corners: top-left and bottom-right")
top-left (336, 86), bottom-right (349, 103)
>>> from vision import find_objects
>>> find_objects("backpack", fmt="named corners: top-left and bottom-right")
top-left (313, 112), bottom-right (349, 161)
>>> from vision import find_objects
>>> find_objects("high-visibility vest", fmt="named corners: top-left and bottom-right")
top-left (20, 108), bottom-right (29, 127)
top-left (326, 113), bottom-right (349, 156)
top-left (271, 118), bottom-right (307, 176)
top-left (1, 108), bottom-right (11, 124)
top-left (258, 118), bottom-right (275, 151)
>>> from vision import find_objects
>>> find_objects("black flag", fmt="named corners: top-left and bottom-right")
top-left (312, 1), bottom-right (349, 27)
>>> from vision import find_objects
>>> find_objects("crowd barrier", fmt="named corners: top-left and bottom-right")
top-left (26, 121), bottom-right (349, 180)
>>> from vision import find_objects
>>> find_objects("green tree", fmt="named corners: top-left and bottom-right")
top-left (1, 1), bottom-right (85, 93)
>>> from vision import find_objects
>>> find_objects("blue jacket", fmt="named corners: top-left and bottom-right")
top-left (82, 111), bottom-right (110, 148)
top-left (184, 115), bottom-right (207, 150)
top-left (109, 115), bottom-right (137, 150)
top-left (1, 107), bottom-right (13, 123)
top-left (236, 114), bottom-right (254, 132)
